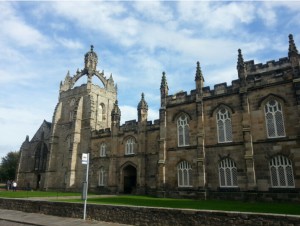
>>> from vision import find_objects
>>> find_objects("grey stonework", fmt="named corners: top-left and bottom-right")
top-left (17, 35), bottom-right (300, 199)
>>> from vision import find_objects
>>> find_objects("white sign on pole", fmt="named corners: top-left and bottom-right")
top-left (82, 153), bottom-right (88, 165)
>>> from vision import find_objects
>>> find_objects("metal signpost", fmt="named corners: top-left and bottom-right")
top-left (82, 153), bottom-right (89, 220)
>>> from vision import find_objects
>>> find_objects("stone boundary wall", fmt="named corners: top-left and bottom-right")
top-left (0, 198), bottom-right (299, 226)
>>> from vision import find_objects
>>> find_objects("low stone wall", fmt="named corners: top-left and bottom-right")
top-left (0, 198), bottom-right (299, 226)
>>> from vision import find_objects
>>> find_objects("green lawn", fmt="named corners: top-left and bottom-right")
top-left (0, 191), bottom-right (299, 215)
top-left (0, 190), bottom-right (80, 198)
top-left (64, 195), bottom-right (300, 215)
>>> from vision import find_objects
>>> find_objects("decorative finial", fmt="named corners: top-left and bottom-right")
top-left (195, 61), bottom-right (203, 81)
top-left (138, 92), bottom-right (148, 110)
top-left (91, 45), bottom-right (94, 52)
top-left (237, 49), bottom-right (245, 70)
top-left (289, 34), bottom-right (298, 57)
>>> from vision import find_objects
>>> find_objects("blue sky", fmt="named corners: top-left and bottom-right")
top-left (1, 1), bottom-right (300, 159)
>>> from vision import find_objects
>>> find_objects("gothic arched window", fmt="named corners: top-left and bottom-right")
top-left (219, 158), bottom-right (238, 187)
top-left (98, 167), bottom-right (107, 186)
top-left (269, 155), bottom-right (294, 188)
top-left (125, 138), bottom-right (135, 155)
top-left (265, 99), bottom-right (285, 138)
top-left (34, 142), bottom-right (48, 172)
top-left (216, 107), bottom-right (232, 143)
top-left (177, 161), bottom-right (192, 187)
top-left (177, 114), bottom-right (189, 147)
top-left (100, 143), bottom-right (106, 157)
top-left (98, 103), bottom-right (106, 122)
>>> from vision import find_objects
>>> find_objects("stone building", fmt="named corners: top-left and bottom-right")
top-left (17, 34), bottom-right (300, 198)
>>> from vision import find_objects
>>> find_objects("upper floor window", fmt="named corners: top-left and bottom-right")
top-left (125, 138), bottom-right (135, 155)
top-left (269, 155), bottom-right (294, 188)
top-left (265, 99), bottom-right (285, 138)
top-left (177, 114), bottom-right (189, 147)
top-left (100, 143), bottom-right (106, 157)
top-left (98, 103), bottom-right (106, 122)
top-left (219, 158), bottom-right (237, 188)
top-left (177, 161), bottom-right (192, 187)
top-left (216, 107), bottom-right (232, 143)
top-left (98, 167), bottom-right (107, 186)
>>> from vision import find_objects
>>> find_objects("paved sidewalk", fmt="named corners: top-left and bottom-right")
top-left (0, 209), bottom-right (131, 226)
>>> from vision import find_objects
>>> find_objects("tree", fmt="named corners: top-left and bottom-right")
top-left (0, 151), bottom-right (20, 182)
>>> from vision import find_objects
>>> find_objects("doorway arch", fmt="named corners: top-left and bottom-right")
top-left (123, 165), bottom-right (137, 194)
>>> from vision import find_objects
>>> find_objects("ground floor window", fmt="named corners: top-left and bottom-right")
top-left (177, 161), bottom-right (192, 187)
top-left (219, 158), bottom-right (238, 187)
top-left (98, 167), bottom-right (107, 186)
top-left (269, 155), bottom-right (294, 188)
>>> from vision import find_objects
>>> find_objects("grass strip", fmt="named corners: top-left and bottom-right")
top-left (0, 191), bottom-right (299, 216)
top-left (61, 195), bottom-right (300, 215)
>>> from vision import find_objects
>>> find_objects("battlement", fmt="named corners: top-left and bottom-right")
top-left (245, 57), bottom-right (290, 75)
top-left (166, 91), bottom-right (195, 106)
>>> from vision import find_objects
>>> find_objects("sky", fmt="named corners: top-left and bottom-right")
top-left (1, 0), bottom-right (300, 159)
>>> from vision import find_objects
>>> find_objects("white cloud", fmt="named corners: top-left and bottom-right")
top-left (54, 36), bottom-right (83, 49)
top-left (132, 1), bottom-right (174, 23)
top-left (177, 1), bottom-right (255, 32)
top-left (0, 2), bottom-right (51, 49)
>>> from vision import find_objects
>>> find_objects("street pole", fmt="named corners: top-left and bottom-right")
top-left (82, 153), bottom-right (89, 220)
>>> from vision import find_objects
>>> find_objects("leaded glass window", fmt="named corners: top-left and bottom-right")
top-left (219, 158), bottom-right (238, 187)
top-left (100, 143), bottom-right (106, 157)
top-left (177, 161), bottom-right (192, 187)
top-left (125, 138), bottom-right (135, 155)
top-left (217, 108), bottom-right (232, 143)
top-left (269, 155), bottom-right (295, 188)
top-left (265, 100), bottom-right (285, 138)
top-left (177, 114), bottom-right (189, 147)
top-left (98, 167), bottom-right (107, 186)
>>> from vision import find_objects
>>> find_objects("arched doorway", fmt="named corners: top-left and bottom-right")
top-left (123, 165), bottom-right (137, 194)
top-left (36, 174), bottom-right (41, 189)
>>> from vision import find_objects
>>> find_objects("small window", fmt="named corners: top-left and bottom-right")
top-left (98, 167), bottom-right (107, 186)
top-left (177, 114), bottom-right (190, 147)
top-left (219, 158), bottom-right (238, 187)
top-left (125, 138), bottom-right (135, 155)
top-left (177, 161), bottom-right (192, 187)
top-left (216, 107), bottom-right (232, 143)
top-left (264, 99), bottom-right (285, 138)
top-left (269, 155), bottom-right (295, 188)
top-left (100, 143), bottom-right (106, 157)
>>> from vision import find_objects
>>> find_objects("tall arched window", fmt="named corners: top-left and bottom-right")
top-left (69, 98), bottom-right (75, 122)
top-left (177, 161), bottom-right (192, 187)
top-left (177, 114), bottom-right (189, 147)
top-left (98, 167), bottom-right (107, 186)
top-left (100, 143), bottom-right (106, 157)
top-left (269, 155), bottom-right (294, 188)
top-left (98, 103), bottom-right (106, 122)
top-left (265, 99), bottom-right (285, 138)
top-left (216, 107), bottom-right (232, 143)
top-left (219, 158), bottom-right (238, 187)
top-left (125, 138), bottom-right (135, 155)
top-left (34, 142), bottom-right (48, 172)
